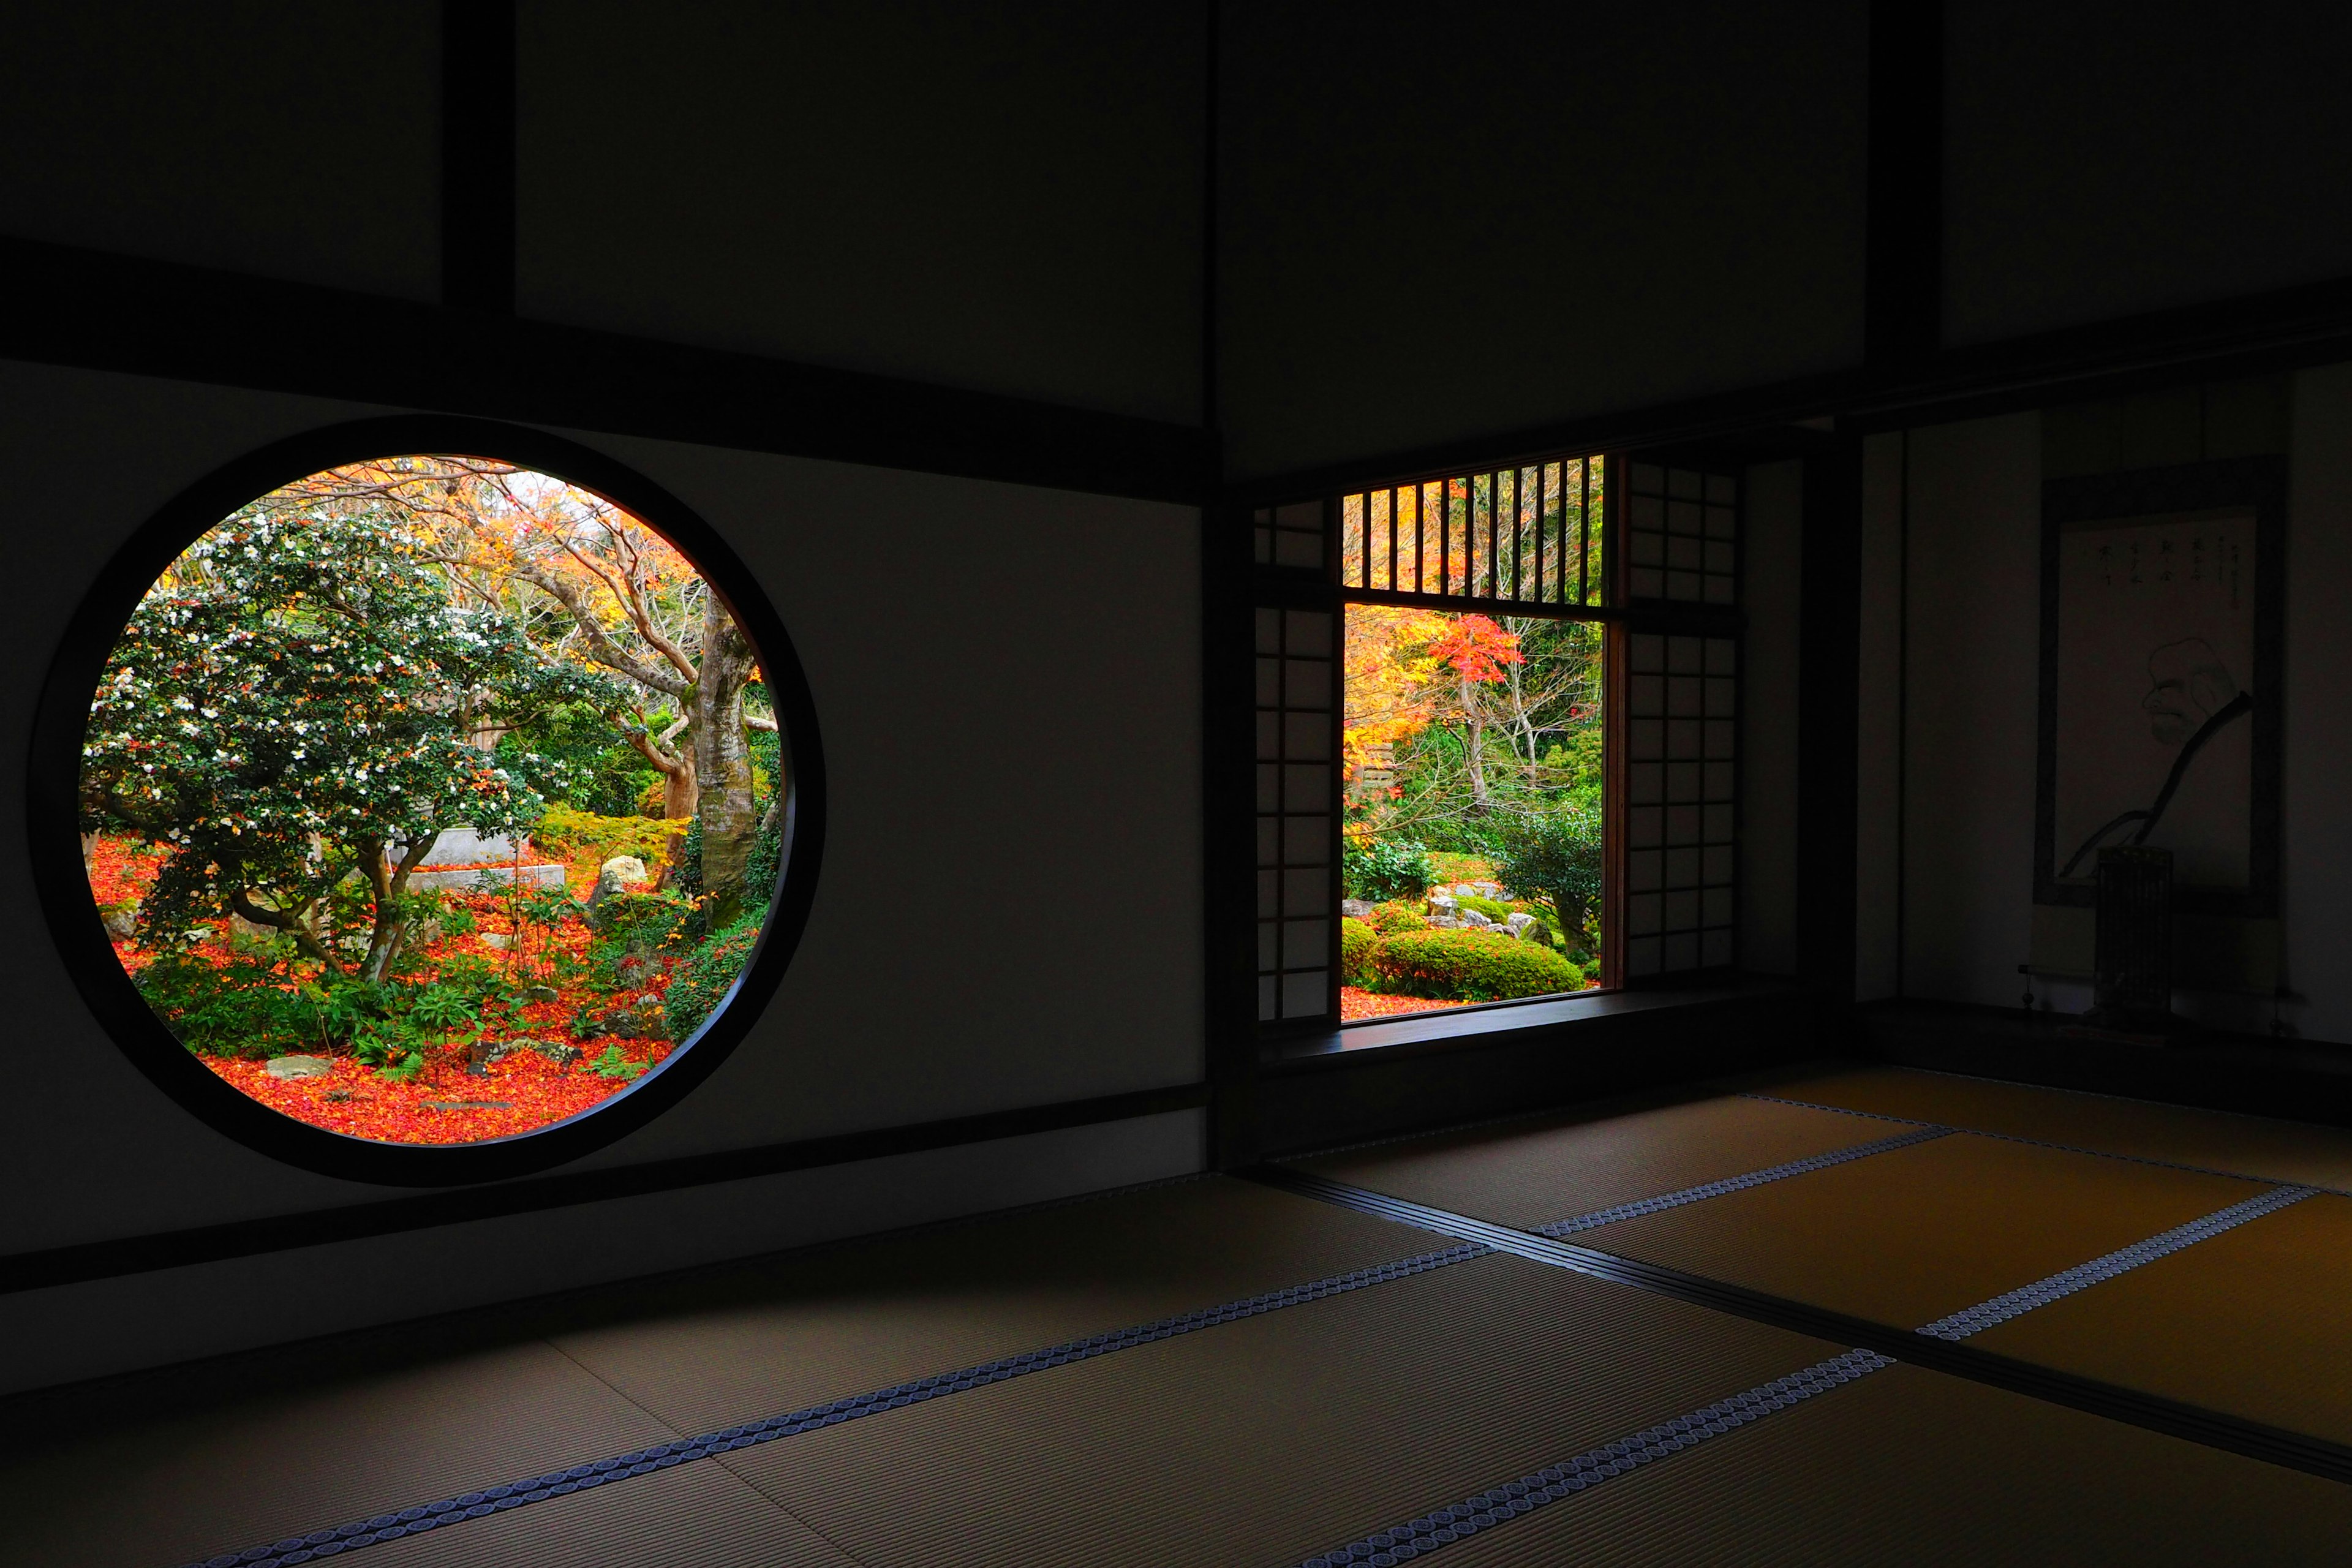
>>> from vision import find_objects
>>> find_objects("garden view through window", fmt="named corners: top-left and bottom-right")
top-left (1340, 609), bottom-right (1605, 1022)
top-left (80, 456), bottom-right (783, 1145)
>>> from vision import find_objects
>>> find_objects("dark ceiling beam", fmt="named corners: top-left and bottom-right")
top-left (0, 235), bottom-right (1212, 505)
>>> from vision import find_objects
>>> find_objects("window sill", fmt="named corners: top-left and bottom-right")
top-left (1262, 974), bottom-right (1807, 1071)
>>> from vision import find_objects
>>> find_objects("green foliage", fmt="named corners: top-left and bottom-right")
top-left (496, 701), bottom-right (657, 817)
top-left (1340, 917), bottom-right (1379, 986)
top-left (1367, 900), bottom-right (1426, 935)
top-left (1344, 836), bottom-right (1434, 903)
top-left (134, 952), bottom-right (321, 1057)
top-left (1488, 801), bottom-right (1605, 942)
top-left (589, 1043), bottom-right (647, 1081)
top-left (532, 804), bottom-right (673, 869)
top-left (662, 913), bottom-right (763, 1042)
top-left (595, 888), bottom-right (695, 955)
top-left (376, 1050), bottom-right (426, 1083)
top-left (1371, 928), bottom-right (1584, 1003)
top-left (407, 984), bottom-right (478, 1032)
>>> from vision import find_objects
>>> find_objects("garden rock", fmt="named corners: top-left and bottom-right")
top-left (1459, 908), bottom-right (1494, 930)
top-left (1427, 894), bottom-right (1458, 916)
top-left (470, 1036), bottom-right (583, 1071)
top-left (480, 932), bottom-right (513, 951)
top-left (584, 856), bottom-right (653, 927)
top-left (1506, 912), bottom-right (1539, 940)
top-left (522, 984), bottom-right (559, 1003)
top-left (101, 900), bottom-right (140, 939)
top-left (265, 1055), bottom-right (334, 1080)
top-left (600, 998), bottom-right (667, 1039)
top-left (1340, 899), bottom-right (1375, 920)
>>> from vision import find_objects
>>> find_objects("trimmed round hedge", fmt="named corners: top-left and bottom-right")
top-left (1340, 917), bottom-right (1379, 986)
top-left (1372, 928), bottom-right (1584, 1002)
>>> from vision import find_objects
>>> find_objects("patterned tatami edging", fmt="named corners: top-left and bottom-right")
top-left (1741, 1091), bottom-right (2352, 1196)
top-left (1294, 1351), bottom-right (1893, 1567)
top-left (1535, 1126), bottom-right (1953, 1235)
top-left (1260, 1165), bottom-right (2352, 1565)
top-left (175, 1242), bottom-right (1492, 1568)
top-left (1915, 1184), bottom-right (2318, 1340)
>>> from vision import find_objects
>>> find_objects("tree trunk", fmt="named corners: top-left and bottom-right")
top-left (356, 835), bottom-right (437, 986)
top-left (691, 597), bottom-right (760, 927)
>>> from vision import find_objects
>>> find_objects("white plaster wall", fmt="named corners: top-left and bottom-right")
top-left (0, 1110), bottom-right (1204, 1396)
top-left (1894, 414), bottom-right (2044, 1007)
top-left (1740, 459), bottom-right (1802, 976)
top-left (0, 360), bottom-right (1207, 1379)
top-left (2280, 363), bottom-right (2352, 1042)
top-left (1855, 432), bottom-right (1905, 1000)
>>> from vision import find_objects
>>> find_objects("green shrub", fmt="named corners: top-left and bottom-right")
top-left (1344, 835), bottom-right (1433, 902)
top-left (1368, 900), bottom-right (1426, 935)
top-left (663, 913), bottom-right (764, 1041)
top-left (594, 888), bottom-right (695, 954)
top-left (1373, 928), bottom-right (1584, 1002)
top-left (1340, 918), bottom-right (1379, 986)
top-left (532, 804), bottom-right (673, 869)
top-left (1489, 802), bottom-right (1604, 941)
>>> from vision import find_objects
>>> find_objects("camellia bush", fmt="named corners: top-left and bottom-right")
top-left (81, 502), bottom-right (615, 984)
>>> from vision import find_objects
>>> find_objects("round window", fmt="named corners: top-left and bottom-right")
top-left (35, 419), bottom-right (823, 1183)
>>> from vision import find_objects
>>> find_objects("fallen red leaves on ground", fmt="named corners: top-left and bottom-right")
top-left (86, 835), bottom-right (688, 1145)
top-left (1340, 986), bottom-right (1469, 1022)
top-left (203, 1039), bottom-right (671, 1144)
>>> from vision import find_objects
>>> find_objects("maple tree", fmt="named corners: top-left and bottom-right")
top-left (273, 457), bottom-right (775, 925)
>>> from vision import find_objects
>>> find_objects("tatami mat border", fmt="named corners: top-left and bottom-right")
top-left (1743, 1091), bottom-right (2352, 1196)
top-left (173, 1243), bottom-right (1491, 1568)
top-left (1295, 1351), bottom-right (1893, 1567)
top-left (1247, 1166), bottom-right (2352, 1487)
top-left (1917, 1185), bottom-right (2318, 1340)
top-left (1535, 1127), bottom-right (1952, 1235)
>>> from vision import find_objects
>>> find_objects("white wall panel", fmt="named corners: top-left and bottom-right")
top-left (0, 362), bottom-right (1203, 1274)
top-left (516, 1), bottom-right (1205, 423)
top-left (1947, 2), bottom-right (2352, 344)
top-left (0, 1), bottom-right (440, 301)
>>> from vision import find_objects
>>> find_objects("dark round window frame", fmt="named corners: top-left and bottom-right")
top-left (29, 415), bottom-right (826, 1186)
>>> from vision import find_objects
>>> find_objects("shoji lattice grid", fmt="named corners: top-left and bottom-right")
top-left (1623, 464), bottom-right (1736, 605)
top-left (1256, 605), bottom-right (1336, 1022)
top-left (1624, 631), bottom-right (1736, 976)
top-left (1253, 501), bottom-right (1327, 571)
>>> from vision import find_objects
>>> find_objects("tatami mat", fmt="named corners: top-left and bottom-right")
top-left (1773, 1066), bottom-right (2352, 1191)
top-left (1577, 1129), bottom-right (2266, 1329)
top-left (361, 1460), bottom-right (860, 1568)
top-left (1430, 1363), bottom-right (2352, 1566)
top-left (1290, 1093), bottom-right (1906, 1229)
top-left (1969, 1189), bottom-right (2352, 1446)
top-left (552, 1175), bottom-right (1446, 1434)
top-left (722, 1251), bottom-right (1847, 1568)
top-left (0, 1340), bottom-right (680, 1568)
